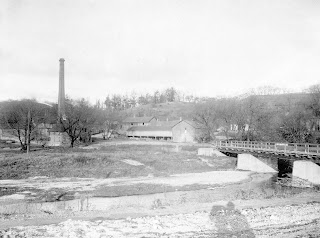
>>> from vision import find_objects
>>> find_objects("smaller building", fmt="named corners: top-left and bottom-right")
top-left (36, 123), bottom-right (53, 138)
top-left (172, 120), bottom-right (198, 143)
top-left (47, 124), bottom-right (70, 147)
top-left (122, 116), bottom-right (157, 131)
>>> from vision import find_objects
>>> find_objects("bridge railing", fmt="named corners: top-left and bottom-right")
top-left (214, 140), bottom-right (320, 156)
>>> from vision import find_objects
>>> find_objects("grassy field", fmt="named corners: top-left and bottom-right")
top-left (0, 144), bottom-right (236, 180)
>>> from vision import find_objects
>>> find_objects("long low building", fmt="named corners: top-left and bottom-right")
top-left (127, 126), bottom-right (173, 139)
top-left (126, 119), bottom-right (199, 143)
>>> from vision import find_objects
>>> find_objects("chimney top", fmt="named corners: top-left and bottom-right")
top-left (59, 58), bottom-right (65, 62)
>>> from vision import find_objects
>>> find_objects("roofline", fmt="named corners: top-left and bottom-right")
top-left (167, 120), bottom-right (181, 128)
top-left (123, 116), bottom-right (156, 123)
top-left (173, 120), bottom-right (197, 128)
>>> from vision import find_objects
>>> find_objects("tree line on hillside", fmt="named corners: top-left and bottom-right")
top-left (96, 87), bottom-right (206, 111)
top-left (95, 85), bottom-right (291, 111)
top-left (194, 85), bottom-right (320, 143)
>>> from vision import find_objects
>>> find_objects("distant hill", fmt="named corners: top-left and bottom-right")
top-left (122, 93), bottom-right (311, 121)
top-left (243, 93), bottom-right (310, 111)
top-left (123, 101), bottom-right (198, 121)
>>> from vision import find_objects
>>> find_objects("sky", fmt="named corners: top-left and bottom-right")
top-left (1, 0), bottom-right (320, 103)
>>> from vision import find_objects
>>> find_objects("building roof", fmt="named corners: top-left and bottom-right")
top-left (123, 116), bottom-right (155, 123)
top-left (127, 126), bottom-right (172, 132)
top-left (183, 120), bottom-right (200, 128)
top-left (165, 119), bottom-right (199, 129)
top-left (154, 120), bottom-right (181, 127)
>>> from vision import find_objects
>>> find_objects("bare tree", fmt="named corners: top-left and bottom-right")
top-left (129, 92), bottom-right (137, 108)
top-left (278, 108), bottom-right (312, 143)
top-left (95, 108), bottom-right (121, 140)
top-left (165, 87), bottom-right (177, 102)
top-left (0, 99), bottom-right (49, 150)
top-left (193, 100), bottom-right (219, 142)
top-left (59, 98), bottom-right (98, 147)
top-left (215, 98), bottom-right (239, 141)
top-left (306, 84), bottom-right (320, 117)
top-left (153, 90), bottom-right (160, 104)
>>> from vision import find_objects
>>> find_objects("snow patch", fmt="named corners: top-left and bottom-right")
top-left (122, 159), bottom-right (144, 166)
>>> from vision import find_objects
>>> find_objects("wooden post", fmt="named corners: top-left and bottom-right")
top-left (284, 144), bottom-right (286, 154)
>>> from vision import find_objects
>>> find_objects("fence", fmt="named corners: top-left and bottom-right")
top-left (214, 140), bottom-right (320, 157)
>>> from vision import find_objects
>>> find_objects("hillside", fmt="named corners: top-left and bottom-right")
top-left (121, 93), bottom-right (311, 121)
top-left (247, 93), bottom-right (310, 109)
top-left (123, 101), bottom-right (198, 121)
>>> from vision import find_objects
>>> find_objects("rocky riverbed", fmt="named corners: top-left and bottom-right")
top-left (1, 172), bottom-right (320, 237)
top-left (1, 202), bottom-right (320, 237)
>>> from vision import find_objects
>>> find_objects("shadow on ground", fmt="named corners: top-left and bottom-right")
top-left (210, 201), bottom-right (255, 238)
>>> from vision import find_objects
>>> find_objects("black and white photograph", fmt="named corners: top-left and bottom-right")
top-left (1, 0), bottom-right (320, 237)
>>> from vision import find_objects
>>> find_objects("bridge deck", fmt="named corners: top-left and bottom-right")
top-left (214, 141), bottom-right (320, 158)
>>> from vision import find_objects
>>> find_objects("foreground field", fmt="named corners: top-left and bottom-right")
top-left (0, 143), bottom-right (235, 180)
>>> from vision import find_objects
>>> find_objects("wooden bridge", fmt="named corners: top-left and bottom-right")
top-left (214, 140), bottom-right (320, 158)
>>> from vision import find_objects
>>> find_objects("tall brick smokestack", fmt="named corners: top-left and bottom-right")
top-left (58, 58), bottom-right (66, 118)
